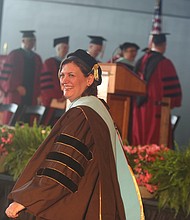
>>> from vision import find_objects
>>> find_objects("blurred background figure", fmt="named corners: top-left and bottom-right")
top-left (40, 36), bottom-right (69, 126)
top-left (115, 42), bottom-right (140, 71)
top-left (86, 35), bottom-right (107, 62)
top-left (0, 30), bottom-right (42, 106)
top-left (40, 36), bottom-right (69, 107)
top-left (0, 53), bottom-right (7, 104)
top-left (132, 33), bottom-right (182, 148)
top-left (0, 30), bottom-right (42, 124)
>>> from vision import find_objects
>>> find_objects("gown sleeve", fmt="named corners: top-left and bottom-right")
top-left (9, 107), bottom-right (94, 216)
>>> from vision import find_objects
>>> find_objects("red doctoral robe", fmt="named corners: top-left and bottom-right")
top-left (132, 51), bottom-right (182, 148)
top-left (40, 57), bottom-right (63, 106)
top-left (0, 55), bottom-right (7, 102)
top-left (0, 48), bottom-right (42, 105)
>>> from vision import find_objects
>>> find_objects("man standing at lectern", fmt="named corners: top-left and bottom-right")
top-left (131, 33), bottom-right (182, 148)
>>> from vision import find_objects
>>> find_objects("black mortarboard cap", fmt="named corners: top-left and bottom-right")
top-left (88, 35), bottom-right (107, 46)
top-left (141, 47), bottom-right (150, 52)
top-left (119, 42), bottom-right (140, 51)
top-left (53, 36), bottom-right (69, 47)
top-left (151, 33), bottom-right (170, 44)
top-left (20, 30), bottom-right (36, 38)
top-left (67, 49), bottom-right (102, 85)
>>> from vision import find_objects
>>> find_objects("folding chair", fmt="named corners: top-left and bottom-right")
top-left (171, 115), bottom-right (181, 132)
top-left (0, 103), bottom-right (19, 126)
top-left (18, 105), bottom-right (46, 126)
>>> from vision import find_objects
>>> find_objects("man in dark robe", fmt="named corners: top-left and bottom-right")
top-left (0, 55), bottom-right (7, 104)
top-left (40, 36), bottom-right (69, 107)
top-left (86, 35), bottom-right (107, 62)
top-left (0, 30), bottom-right (42, 106)
top-left (131, 33), bottom-right (182, 148)
top-left (40, 36), bottom-right (69, 125)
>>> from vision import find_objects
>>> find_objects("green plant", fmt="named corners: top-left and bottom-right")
top-left (147, 146), bottom-right (190, 217)
top-left (4, 121), bottom-right (51, 180)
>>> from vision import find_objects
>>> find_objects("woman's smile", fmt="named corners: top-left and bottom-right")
top-left (59, 62), bottom-right (90, 102)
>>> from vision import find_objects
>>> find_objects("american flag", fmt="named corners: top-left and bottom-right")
top-left (151, 0), bottom-right (162, 34)
top-left (148, 0), bottom-right (162, 47)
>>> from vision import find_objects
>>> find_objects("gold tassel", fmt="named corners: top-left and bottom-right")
top-left (93, 64), bottom-right (99, 81)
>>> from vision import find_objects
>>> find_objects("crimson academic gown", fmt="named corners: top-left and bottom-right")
top-left (40, 57), bottom-right (66, 126)
top-left (0, 55), bottom-right (7, 102)
top-left (40, 57), bottom-right (63, 106)
top-left (8, 99), bottom-right (126, 219)
top-left (0, 48), bottom-right (42, 105)
top-left (132, 51), bottom-right (182, 148)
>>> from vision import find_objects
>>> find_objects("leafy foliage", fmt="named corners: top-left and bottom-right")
top-left (124, 143), bottom-right (190, 217)
top-left (147, 147), bottom-right (190, 217)
top-left (4, 122), bottom-right (51, 180)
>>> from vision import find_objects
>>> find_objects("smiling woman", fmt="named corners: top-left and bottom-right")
top-left (5, 49), bottom-right (144, 220)
top-left (58, 49), bottom-right (102, 102)
top-left (59, 63), bottom-right (92, 102)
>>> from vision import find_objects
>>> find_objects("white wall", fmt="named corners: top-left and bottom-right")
top-left (1, 0), bottom-right (190, 147)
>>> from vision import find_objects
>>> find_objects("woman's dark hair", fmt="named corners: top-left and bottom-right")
top-left (58, 56), bottom-right (98, 96)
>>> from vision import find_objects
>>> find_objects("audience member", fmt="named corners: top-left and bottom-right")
top-left (86, 35), bottom-right (107, 62)
top-left (132, 33), bottom-right (182, 148)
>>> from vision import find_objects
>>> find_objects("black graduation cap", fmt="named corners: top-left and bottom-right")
top-left (53, 36), bottom-right (69, 47)
top-left (119, 42), bottom-right (140, 51)
top-left (141, 47), bottom-right (150, 52)
top-left (66, 49), bottom-right (102, 85)
top-left (20, 30), bottom-right (36, 38)
top-left (88, 35), bottom-right (107, 46)
top-left (151, 33), bottom-right (170, 44)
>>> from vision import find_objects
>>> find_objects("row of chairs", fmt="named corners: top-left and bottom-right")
top-left (0, 103), bottom-right (66, 127)
top-left (0, 102), bottom-right (181, 131)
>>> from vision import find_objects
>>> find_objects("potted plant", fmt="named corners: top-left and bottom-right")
top-left (3, 121), bottom-right (51, 180)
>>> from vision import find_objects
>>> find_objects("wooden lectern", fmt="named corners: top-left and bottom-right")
top-left (99, 63), bottom-right (146, 140)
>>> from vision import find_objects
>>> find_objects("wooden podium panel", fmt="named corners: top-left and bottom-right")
top-left (107, 94), bottom-right (131, 140)
top-left (99, 63), bottom-right (146, 140)
top-left (159, 97), bottom-right (171, 146)
top-left (99, 63), bottom-right (146, 96)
